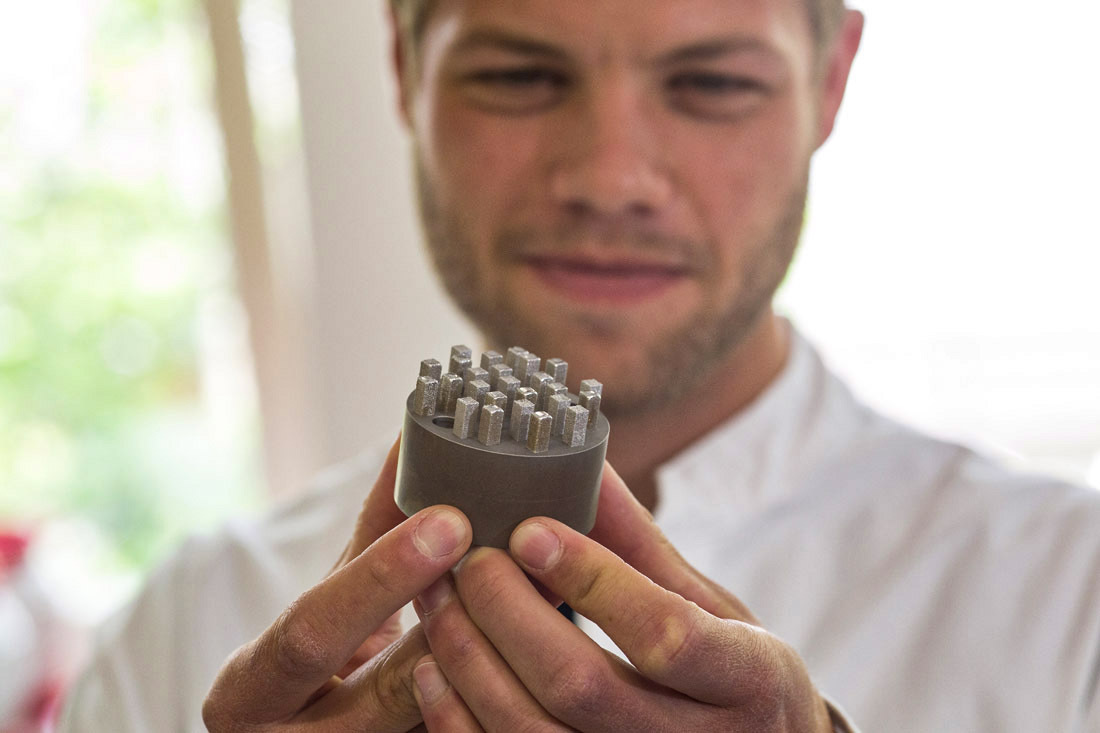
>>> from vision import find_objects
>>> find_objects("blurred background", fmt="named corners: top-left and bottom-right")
top-left (0, 0), bottom-right (1097, 728)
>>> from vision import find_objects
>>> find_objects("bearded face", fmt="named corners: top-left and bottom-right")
top-left (405, 0), bottom-right (822, 415)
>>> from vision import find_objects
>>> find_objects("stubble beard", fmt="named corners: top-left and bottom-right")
top-left (414, 159), bottom-right (808, 418)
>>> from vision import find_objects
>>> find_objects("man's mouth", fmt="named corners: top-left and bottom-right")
top-left (519, 255), bottom-right (693, 303)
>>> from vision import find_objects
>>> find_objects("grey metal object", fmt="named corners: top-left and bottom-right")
top-left (439, 373), bottom-right (463, 414)
top-left (396, 344), bottom-right (611, 548)
top-left (420, 359), bottom-right (442, 382)
top-left (413, 376), bottom-right (439, 417)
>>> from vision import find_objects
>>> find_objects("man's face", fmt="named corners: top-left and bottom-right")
top-left (404, 0), bottom-right (826, 414)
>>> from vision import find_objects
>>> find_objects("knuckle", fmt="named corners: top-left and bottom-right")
top-left (271, 603), bottom-right (334, 681)
top-left (362, 552), bottom-right (403, 597)
top-left (542, 659), bottom-right (611, 719)
top-left (731, 628), bottom-right (791, 717)
top-left (460, 560), bottom-right (512, 613)
top-left (424, 608), bottom-right (481, 673)
top-left (629, 605), bottom-right (699, 679)
top-left (362, 646), bottom-right (421, 725)
top-left (571, 562), bottom-right (612, 608)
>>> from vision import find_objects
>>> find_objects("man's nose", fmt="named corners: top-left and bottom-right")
top-left (549, 86), bottom-right (672, 219)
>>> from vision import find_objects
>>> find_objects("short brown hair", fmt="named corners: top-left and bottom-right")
top-left (390, 0), bottom-right (848, 57)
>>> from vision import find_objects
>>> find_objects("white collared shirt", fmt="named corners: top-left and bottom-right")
top-left (61, 328), bottom-right (1100, 731)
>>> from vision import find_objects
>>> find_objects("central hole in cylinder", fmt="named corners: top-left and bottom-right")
top-left (433, 417), bottom-right (455, 428)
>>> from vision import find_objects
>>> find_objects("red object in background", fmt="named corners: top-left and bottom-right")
top-left (0, 532), bottom-right (30, 579)
top-left (1, 528), bottom-right (65, 733)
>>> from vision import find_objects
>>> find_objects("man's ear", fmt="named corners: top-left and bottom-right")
top-left (816, 10), bottom-right (864, 148)
top-left (388, 4), bottom-right (413, 128)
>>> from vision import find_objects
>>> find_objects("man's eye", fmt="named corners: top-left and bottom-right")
top-left (460, 67), bottom-right (570, 114)
top-left (666, 72), bottom-right (767, 120)
top-left (469, 67), bottom-right (568, 88)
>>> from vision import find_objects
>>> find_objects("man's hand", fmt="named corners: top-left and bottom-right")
top-left (203, 440), bottom-right (473, 732)
top-left (412, 464), bottom-right (833, 732)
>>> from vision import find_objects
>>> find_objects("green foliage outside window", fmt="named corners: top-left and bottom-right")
top-left (0, 0), bottom-right (262, 597)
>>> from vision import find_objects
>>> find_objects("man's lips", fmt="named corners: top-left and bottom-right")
top-left (519, 255), bottom-right (693, 303)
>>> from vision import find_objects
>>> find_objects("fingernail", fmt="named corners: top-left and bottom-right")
top-left (510, 521), bottom-right (562, 571)
top-left (417, 575), bottom-right (452, 614)
top-left (414, 660), bottom-right (449, 704)
top-left (414, 508), bottom-right (467, 558)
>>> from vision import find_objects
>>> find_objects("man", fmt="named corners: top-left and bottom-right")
top-left (61, 0), bottom-right (1100, 731)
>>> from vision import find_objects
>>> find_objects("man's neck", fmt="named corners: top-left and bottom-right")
top-left (605, 311), bottom-right (790, 512)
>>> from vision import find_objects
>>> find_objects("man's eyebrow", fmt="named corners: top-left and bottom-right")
top-left (656, 36), bottom-right (783, 65)
top-left (450, 29), bottom-right (570, 61)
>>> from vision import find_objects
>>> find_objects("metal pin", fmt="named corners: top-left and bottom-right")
top-left (488, 363), bottom-right (513, 390)
top-left (527, 411), bottom-right (552, 453)
top-left (542, 381), bottom-right (567, 412)
top-left (515, 353), bottom-right (540, 385)
top-left (510, 399), bottom-right (535, 443)
top-left (449, 345), bottom-right (473, 376)
top-left (485, 390), bottom-right (508, 411)
top-left (478, 404), bottom-right (504, 446)
top-left (453, 397), bottom-right (479, 439)
top-left (563, 405), bottom-right (589, 447)
top-left (547, 393), bottom-right (571, 436)
top-left (480, 350), bottom-right (504, 371)
top-left (420, 359), bottom-right (442, 382)
top-left (516, 386), bottom-right (538, 408)
top-left (465, 379), bottom-right (490, 406)
top-left (497, 375), bottom-right (520, 416)
top-left (464, 366), bottom-right (489, 386)
top-left (505, 346), bottom-right (528, 370)
top-left (439, 373), bottom-right (463, 414)
top-left (579, 379), bottom-right (603, 396)
top-left (527, 371), bottom-right (552, 406)
top-left (580, 390), bottom-right (601, 426)
top-left (413, 376), bottom-right (439, 417)
top-left (545, 358), bottom-right (568, 385)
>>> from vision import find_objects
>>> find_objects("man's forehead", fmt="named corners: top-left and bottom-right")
top-left (426, 0), bottom-right (814, 64)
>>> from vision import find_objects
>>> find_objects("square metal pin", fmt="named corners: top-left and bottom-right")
top-left (395, 345), bottom-right (610, 548)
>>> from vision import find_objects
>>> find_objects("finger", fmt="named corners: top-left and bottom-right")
top-left (414, 574), bottom-right (570, 731)
top-left (510, 517), bottom-right (781, 707)
top-left (589, 463), bottom-right (757, 623)
top-left (295, 625), bottom-right (433, 732)
top-left (454, 548), bottom-right (712, 731)
top-left (412, 655), bottom-right (485, 733)
top-left (205, 505), bottom-right (472, 725)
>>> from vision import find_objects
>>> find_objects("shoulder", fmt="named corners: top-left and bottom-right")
top-left (58, 442), bottom-right (392, 732)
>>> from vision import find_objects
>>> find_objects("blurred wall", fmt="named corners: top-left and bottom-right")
top-left (290, 0), bottom-right (477, 466)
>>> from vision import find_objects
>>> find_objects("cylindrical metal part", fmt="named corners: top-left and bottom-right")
top-left (397, 392), bottom-right (610, 548)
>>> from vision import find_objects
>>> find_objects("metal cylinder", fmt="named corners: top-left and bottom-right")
top-left (396, 386), bottom-right (610, 548)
